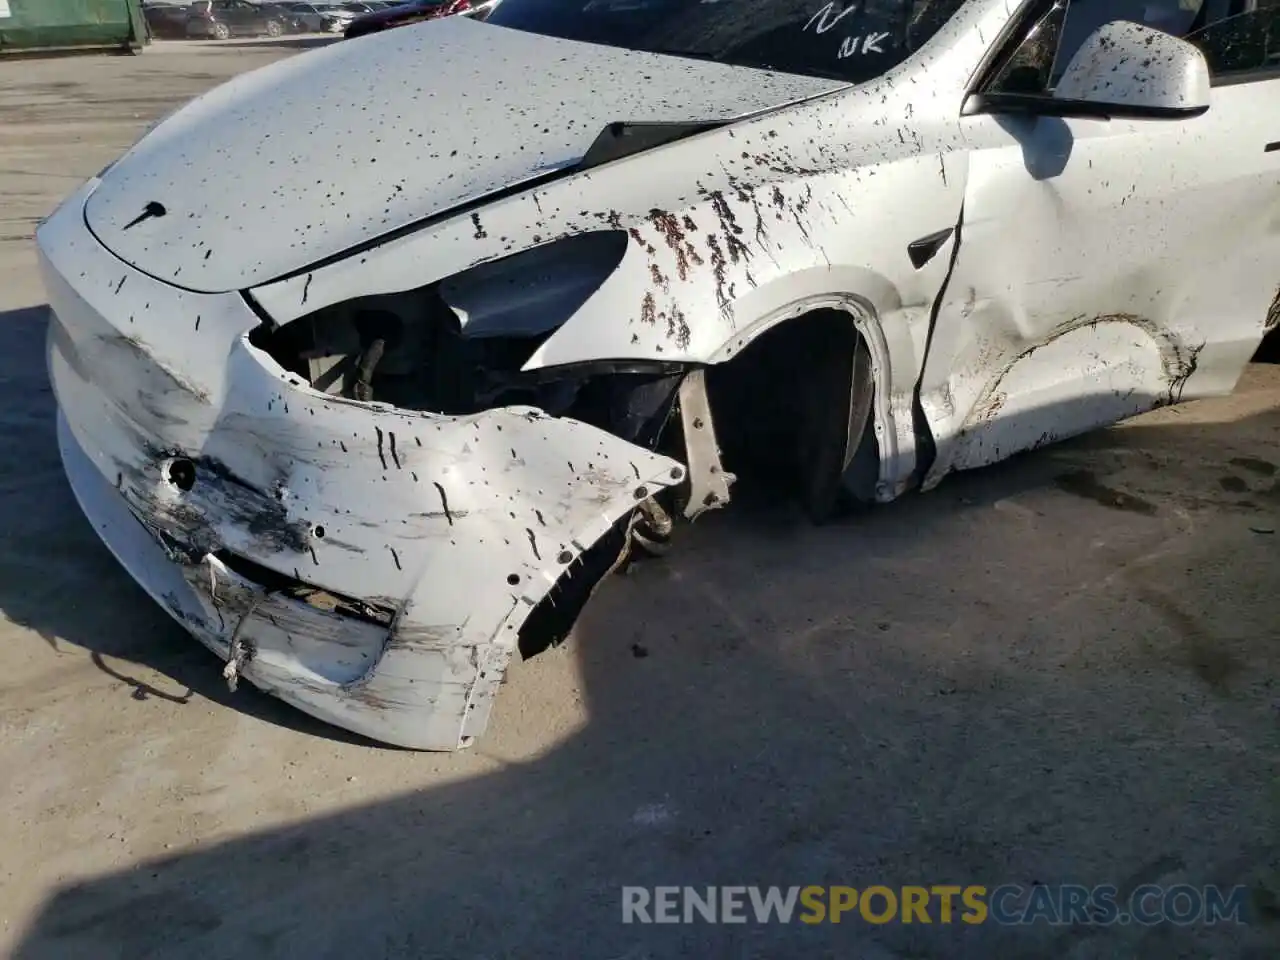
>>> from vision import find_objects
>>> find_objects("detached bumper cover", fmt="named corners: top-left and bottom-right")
top-left (40, 181), bottom-right (683, 749)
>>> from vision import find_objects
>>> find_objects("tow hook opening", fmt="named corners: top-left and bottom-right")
top-left (164, 457), bottom-right (197, 491)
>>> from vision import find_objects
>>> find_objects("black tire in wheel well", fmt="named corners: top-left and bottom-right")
top-left (704, 308), bottom-right (879, 521)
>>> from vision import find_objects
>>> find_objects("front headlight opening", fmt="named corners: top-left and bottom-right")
top-left (248, 230), bottom-right (688, 445)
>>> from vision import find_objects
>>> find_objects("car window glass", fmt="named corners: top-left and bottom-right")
top-left (1186, 0), bottom-right (1280, 74)
top-left (990, 0), bottom-right (1280, 92)
top-left (483, 0), bottom-right (970, 85)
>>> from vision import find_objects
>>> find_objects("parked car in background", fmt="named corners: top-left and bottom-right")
top-left (256, 2), bottom-right (309, 33)
top-left (186, 0), bottom-right (290, 38)
top-left (142, 2), bottom-right (192, 39)
top-left (284, 1), bottom-right (357, 32)
top-left (343, 0), bottom-right (493, 39)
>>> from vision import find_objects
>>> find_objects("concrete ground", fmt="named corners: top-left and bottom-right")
top-left (1, 40), bottom-right (1278, 960)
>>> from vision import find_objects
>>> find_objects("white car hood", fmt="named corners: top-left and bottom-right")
top-left (83, 18), bottom-right (844, 293)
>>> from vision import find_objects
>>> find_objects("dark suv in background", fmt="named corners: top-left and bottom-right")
top-left (185, 0), bottom-right (291, 39)
top-left (142, 1), bottom-right (193, 38)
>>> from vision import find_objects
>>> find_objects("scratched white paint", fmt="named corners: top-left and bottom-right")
top-left (920, 21), bottom-right (1280, 485)
top-left (40, 182), bottom-right (683, 750)
top-left (37, 0), bottom-right (1280, 749)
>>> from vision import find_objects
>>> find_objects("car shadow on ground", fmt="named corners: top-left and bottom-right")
top-left (206, 35), bottom-right (342, 51)
top-left (3, 303), bottom-right (1279, 958)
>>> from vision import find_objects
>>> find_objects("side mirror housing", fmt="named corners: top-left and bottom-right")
top-left (1053, 20), bottom-right (1211, 119)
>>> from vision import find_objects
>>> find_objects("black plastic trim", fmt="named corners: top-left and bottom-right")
top-left (964, 0), bottom-right (1060, 99)
top-left (963, 91), bottom-right (1209, 121)
top-left (580, 121), bottom-right (728, 171)
top-left (496, 358), bottom-right (694, 387)
top-left (908, 205), bottom-right (965, 490)
top-left (908, 227), bottom-right (954, 270)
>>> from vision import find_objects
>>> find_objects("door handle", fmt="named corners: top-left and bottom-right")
top-left (908, 227), bottom-right (954, 270)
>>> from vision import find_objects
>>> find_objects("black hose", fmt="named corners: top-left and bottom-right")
top-left (352, 338), bottom-right (386, 402)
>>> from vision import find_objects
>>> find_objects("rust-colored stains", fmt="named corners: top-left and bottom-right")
top-left (640, 290), bottom-right (657, 326)
top-left (1265, 284), bottom-right (1280, 331)
top-left (706, 233), bottom-right (730, 312)
top-left (707, 190), bottom-right (751, 266)
top-left (972, 391), bottom-right (1007, 426)
top-left (629, 226), bottom-right (656, 256)
top-left (649, 262), bottom-right (669, 294)
top-left (723, 178), bottom-right (769, 248)
top-left (648, 209), bottom-right (684, 247)
top-left (647, 208), bottom-right (703, 282)
top-left (666, 305), bottom-right (691, 350)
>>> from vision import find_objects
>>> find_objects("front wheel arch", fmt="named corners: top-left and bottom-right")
top-left (703, 307), bottom-right (882, 523)
top-left (707, 295), bottom-right (908, 504)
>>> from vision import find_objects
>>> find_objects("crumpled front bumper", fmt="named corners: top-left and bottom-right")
top-left (40, 181), bottom-right (684, 750)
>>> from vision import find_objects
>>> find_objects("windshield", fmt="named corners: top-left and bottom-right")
top-left (484, 0), bottom-right (969, 83)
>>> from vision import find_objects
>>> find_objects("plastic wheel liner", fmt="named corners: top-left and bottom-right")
top-left (39, 181), bottom-right (684, 750)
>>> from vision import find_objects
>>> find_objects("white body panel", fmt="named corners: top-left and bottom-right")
top-left (921, 78), bottom-right (1280, 482)
top-left (83, 16), bottom-right (842, 292)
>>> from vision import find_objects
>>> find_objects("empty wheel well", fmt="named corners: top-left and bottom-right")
top-left (704, 308), bottom-right (879, 519)
top-left (517, 309), bottom-right (880, 661)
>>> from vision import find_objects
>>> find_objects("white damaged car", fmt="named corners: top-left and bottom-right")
top-left (38, 0), bottom-right (1280, 748)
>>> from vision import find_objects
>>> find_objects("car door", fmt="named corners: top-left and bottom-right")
top-left (208, 0), bottom-right (234, 32)
top-left (916, 0), bottom-right (1280, 486)
top-left (288, 4), bottom-right (313, 29)
top-left (225, 0), bottom-right (254, 33)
